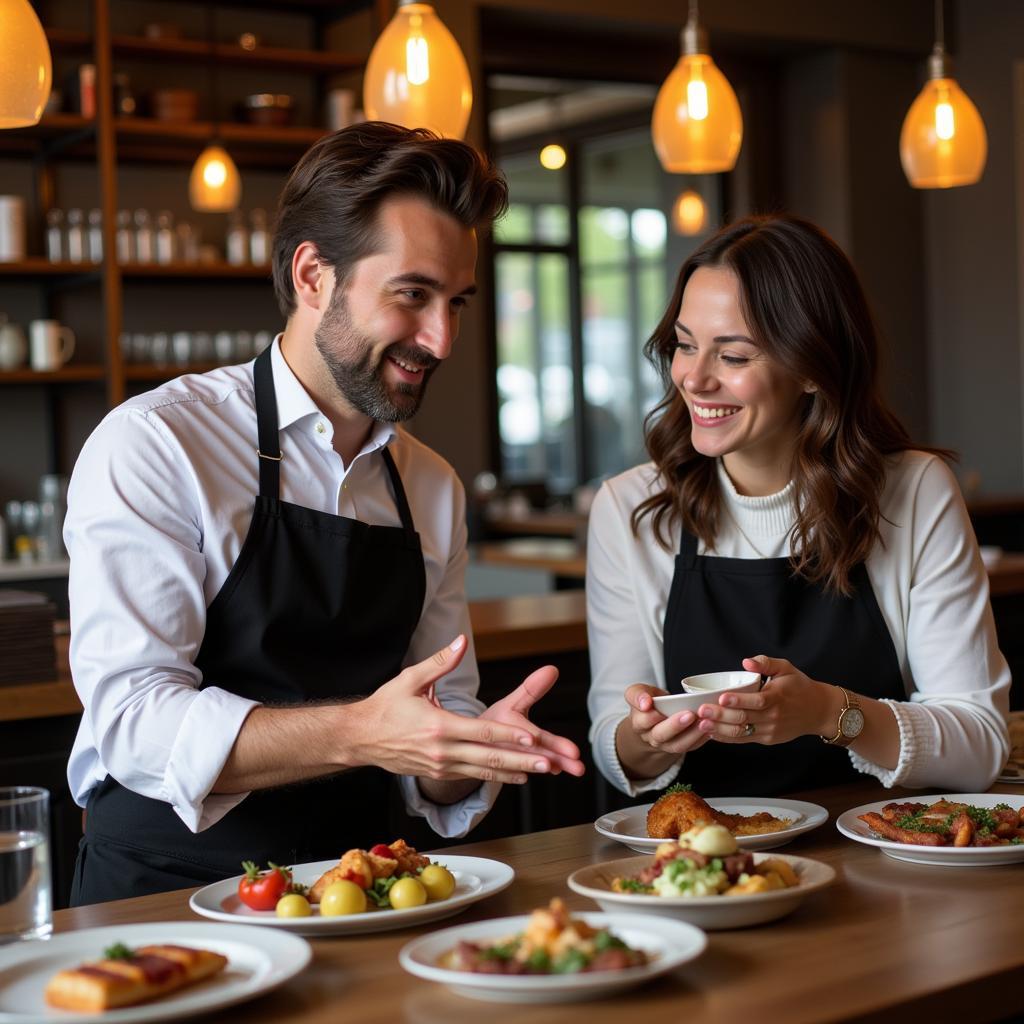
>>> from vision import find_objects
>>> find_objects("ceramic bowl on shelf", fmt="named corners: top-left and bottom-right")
top-left (241, 94), bottom-right (295, 127)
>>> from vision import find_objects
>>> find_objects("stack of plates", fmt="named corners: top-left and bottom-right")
top-left (0, 591), bottom-right (57, 685)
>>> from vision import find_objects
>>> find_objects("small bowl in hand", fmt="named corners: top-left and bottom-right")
top-left (651, 670), bottom-right (761, 715)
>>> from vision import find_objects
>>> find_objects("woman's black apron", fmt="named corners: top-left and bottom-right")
top-left (661, 528), bottom-right (904, 798)
top-left (71, 345), bottom-right (427, 904)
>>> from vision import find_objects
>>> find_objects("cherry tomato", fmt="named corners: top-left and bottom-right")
top-left (238, 861), bottom-right (291, 911)
top-left (388, 876), bottom-right (427, 909)
top-left (320, 880), bottom-right (367, 916)
top-left (275, 893), bottom-right (312, 918)
top-left (370, 844), bottom-right (394, 859)
top-left (419, 864), bottom-right (456, 901)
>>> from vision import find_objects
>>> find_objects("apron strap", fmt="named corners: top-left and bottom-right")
top-left (253, 345), bottom-right (281, 499)
top-left (679, 527), bottom-right (698, 566)
top-left (380, 447), bottom-right (416, 533)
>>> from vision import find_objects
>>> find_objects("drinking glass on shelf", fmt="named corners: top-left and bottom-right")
top-left (249, 208), bottom-right (269, 264)
top-left (213, 331), bottom-right (234, 363)
top-left (134, 209), bottom-right (154, 264)
top-left (155, 211), bottom-right (175, 264)
top-left (0, 787), bottom-right (52, 943)
top-left (226, 211), bottom-right (248, 266)
top-left (65, 209), bottom-right (86, 263)
top-left (171, 331), bottom-right (193, 366)
top-left (192, 331), bottom-right (212, 362)
top-left (87, 209), bottom-right (103, 263)
top-left (176, 221), bottom-right (199, 263)
top-left (130, 333), bottom-right (150, 363)
top-left (116, 210), bottom-right (135, 263)
top-left (234, 331), bottom-right (253, 361)
top-left (44, 209), bottom-right (63, 262)
top-left (149, 332), bottom-right (169, 365)
top-left (252, 330), bottom-right (273, 355)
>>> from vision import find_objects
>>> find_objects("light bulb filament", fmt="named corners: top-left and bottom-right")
top-left (935, 101), bottom-right (955, 140)
top-left (687, 77), bottom-right (708, 120)
top-left (203, 158), bottom-right (227, 188)
top-left (406, 36), bottom-right (430, 86)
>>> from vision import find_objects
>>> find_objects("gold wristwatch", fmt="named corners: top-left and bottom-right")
top-left (821, 687), bottom-right (864, 747)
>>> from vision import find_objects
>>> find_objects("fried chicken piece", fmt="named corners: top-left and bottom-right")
top-left (387, 839), bottom-right (430, 874)
top-left (309, 849), bottom-right (377, 902)
top-left (858, 811), bottom-right (946, 846)
top-left (647, 789), bottom-right (731, 838)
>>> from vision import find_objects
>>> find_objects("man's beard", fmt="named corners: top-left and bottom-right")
top-left (314, 288), bottom-right (439, 423)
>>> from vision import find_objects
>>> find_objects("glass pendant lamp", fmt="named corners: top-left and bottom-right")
top-left (671, 189), bottom-right (707, 235)
top-left (899, 0), bottom-right (986, 189)
top-left (189, 144), bottom-right (241, 211)
top-left (364, 0), bottom-right (472, 139)
top-left (0, 0), bottom-right (52, 128)
top-left (651, 0), bottom-right (742, 174)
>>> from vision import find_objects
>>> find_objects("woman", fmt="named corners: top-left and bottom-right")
top-left (587, 214), bottom-right (1010, 799)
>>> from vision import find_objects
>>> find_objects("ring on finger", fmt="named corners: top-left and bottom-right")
top-left (743, 722), bottom-right (756, 737)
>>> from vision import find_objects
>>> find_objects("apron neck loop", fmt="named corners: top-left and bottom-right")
top-left (680, 527), bottom-right (698, 567)
top-left (254, 346), bottom-right (281, 498)
top-left (380, 446), bottom-right (415, 533)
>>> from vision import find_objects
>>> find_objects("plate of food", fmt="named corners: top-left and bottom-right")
top-left (190, 839), bottom-right (514, 935)
top-left (595, 784), bottom-right (828, 853)
top-left (0, 921), bottom-right (310, 1023)
top-left (836, 793), bottom-right (1024, 866)
top-left (398, 897), bottom-right (706, 1003)
top-left (570, 822), bottom-right (835, 929)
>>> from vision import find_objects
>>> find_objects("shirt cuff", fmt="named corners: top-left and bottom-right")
top-left (397, 775), bottom-right (502, 838)
top-left (596, 715), bottom-right (682, 798)
top-left (163, 687), bottom-right (261, 833)
top-left (848, 698), bottom-right (919, 788)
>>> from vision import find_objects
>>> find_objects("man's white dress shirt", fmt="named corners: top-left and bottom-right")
top-left (65, 338), bottom-right (499, 834)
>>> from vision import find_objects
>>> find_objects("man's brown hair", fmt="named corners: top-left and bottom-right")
top-left (271, 122), bottom-right (508, 318)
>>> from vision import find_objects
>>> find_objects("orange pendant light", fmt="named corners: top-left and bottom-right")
top-left (0, 0), bottom-right (53, 128)
top-left (652, 0), bottom-right (742, 174)
top-left (671, 189), bottom-right (708, 235)
top-left (363, 1), bottom-right (472, 139)
top-left (189, 144), bottom-right (242, 212)
top-left (899, 0), bottom-right (986, 189)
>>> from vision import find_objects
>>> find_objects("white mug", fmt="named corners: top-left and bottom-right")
top-left (29, 320), bottom-right (76, 371)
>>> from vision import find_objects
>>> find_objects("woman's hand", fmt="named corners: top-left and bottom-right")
top-left (614, 683), bottom-right (710, 780)
top-left (694, 656), bottom-right (841, 744)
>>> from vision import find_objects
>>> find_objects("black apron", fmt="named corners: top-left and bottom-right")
top-left (662, 528), bottom-right (904, 798)
top-left (71, 346), bottom-right (427, 905)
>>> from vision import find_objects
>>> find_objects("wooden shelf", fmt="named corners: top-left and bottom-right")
top-left (109, 34), bottom-right (365, 74)
top-left (125, 362), bottom-right (222, 381)
top-left (0, 259), bottom-right (100, 276)
top-left (115, 117), bottom-right (327, 147)
top-left (121, 262), bottom-right (271, 279)
top-left (0, 366), bottom-right (106, 383)
top-left (45, 27), bottom-right (93, 53)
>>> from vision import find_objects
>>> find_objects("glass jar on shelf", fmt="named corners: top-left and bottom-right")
top-left (176, 221), bottom-right (199, 263)
top-left (116, 209), bottom-right (135, 263)
top-left (155, 210), bottom-right (175, 264)
top-left (134, 209), bottom-right (154, 264)
top-left (87, 208), bottom-right (103, 263)
top-left (226, 210), bottom-right (248, 266)
top-left (65, 209), bottom-right (86, 263)
top-left (45, 208), bottom-right (64, 262)
top-left (249, 208), bottom-right (269, 264)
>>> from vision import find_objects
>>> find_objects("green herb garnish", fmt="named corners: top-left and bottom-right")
top-left (527, 948), bottom-right (552, 972)
top-left (552, 948), bottom-right (589, 974)
top-left (617, 878), bottom-right (654, 894)
top-left (661, 782), bottom-right (693, 797)
top-left (480, 940), bottom-right (520, 962)
top-left (104, 943), bottom-right (135, 961)
top-left (594, 929), bottom-right (627, 952)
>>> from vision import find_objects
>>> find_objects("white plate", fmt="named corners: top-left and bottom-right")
top-left (836, 793), bottom-right (1024, 866)
top-left (189, 855), bottom-right (514, 935)
top-left (568, 851), bottom-right (835, 929)
top-left (0, 921), bottom-right (310, 1024)
top-left (398, 911), bottom-right (706, 1003)
top-left (595, 798), bottom-right (828, 853)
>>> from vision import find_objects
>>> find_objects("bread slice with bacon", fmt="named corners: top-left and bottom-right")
top-left (44, 943), bottom-right (228, 1012)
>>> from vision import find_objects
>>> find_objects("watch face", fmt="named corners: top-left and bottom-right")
top-left (841, 707), bottom-right (865, 738)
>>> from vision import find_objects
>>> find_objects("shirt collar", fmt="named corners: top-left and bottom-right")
top-left (267, 334), bottom-right (398, 453)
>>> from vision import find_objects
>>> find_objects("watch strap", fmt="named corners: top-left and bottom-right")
top-left (821, 687), bottom-right (860, 747)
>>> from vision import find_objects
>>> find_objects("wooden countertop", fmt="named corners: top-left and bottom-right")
top-left (50, 779), bottom-right (1024, 1023)
top-left (0, 593), bottom-right (589, 723)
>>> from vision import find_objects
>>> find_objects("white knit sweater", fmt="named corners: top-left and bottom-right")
top-left (586, 451), bottom-right (1011, 796)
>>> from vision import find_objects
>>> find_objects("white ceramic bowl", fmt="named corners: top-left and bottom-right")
top-left (568, 851), bottom-right (835, 929)
top-left (651, 671), bottom-right (761, 715)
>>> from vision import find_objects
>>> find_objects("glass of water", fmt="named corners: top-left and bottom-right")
top-left (0, 787), bottom-right (51, 943)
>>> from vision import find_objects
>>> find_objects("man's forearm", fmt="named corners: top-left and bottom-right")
top-left (212, 704), bottom-right (362, 793)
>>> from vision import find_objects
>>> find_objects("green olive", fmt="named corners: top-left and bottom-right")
top-left (319, 880), bottom-right (367, 916)
top-left (419, 864), bottom-right (456, 901)
top-left (275, 893), bottom-right (312, 918)
top-left (388, 876), bottom-right (428, 909)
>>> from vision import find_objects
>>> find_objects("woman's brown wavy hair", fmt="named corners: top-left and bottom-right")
top-left (632, 213), bottom-right (952, 596)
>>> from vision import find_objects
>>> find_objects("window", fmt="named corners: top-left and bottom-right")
top-left (491, 83), bottom-right (720, 494)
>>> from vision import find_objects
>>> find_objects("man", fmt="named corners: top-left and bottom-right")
top-left (65, 123), bottom-right (584, 905)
